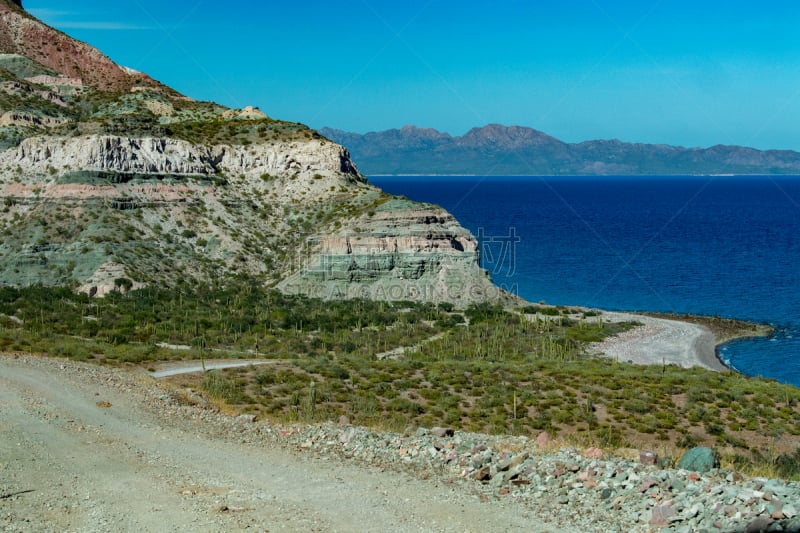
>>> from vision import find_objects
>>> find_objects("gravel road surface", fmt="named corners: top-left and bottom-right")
top-left (0, 355), bottom-right (550, 532)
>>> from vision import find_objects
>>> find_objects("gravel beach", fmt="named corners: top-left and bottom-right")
top-left (590, 312), bottom-right (729, 372)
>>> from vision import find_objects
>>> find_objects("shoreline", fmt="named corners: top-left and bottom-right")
top-left (589, 310), bottom-right (772, 372)
top-left (639, 312), bottom-right (774, 372)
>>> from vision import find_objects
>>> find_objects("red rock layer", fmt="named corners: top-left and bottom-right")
top-left (0, 1), bottom-right (131, 91)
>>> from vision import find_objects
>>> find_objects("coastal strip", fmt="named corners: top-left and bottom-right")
top-left (639, 312), bottom-right (774, 346)
top-left (589, 311), bottom-right (772, 372)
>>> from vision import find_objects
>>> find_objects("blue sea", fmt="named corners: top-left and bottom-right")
top-left (372, 176), bottom-right (800, 388)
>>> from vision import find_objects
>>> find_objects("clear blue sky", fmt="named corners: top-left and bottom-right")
top-left (25, 0), bottom-right (800, 150)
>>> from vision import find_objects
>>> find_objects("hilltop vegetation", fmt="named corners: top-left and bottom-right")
top-left (0, 56), bottom-right (318, 150)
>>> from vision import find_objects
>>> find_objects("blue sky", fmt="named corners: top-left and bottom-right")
top-left (24, 0), bottom-right (800, 150)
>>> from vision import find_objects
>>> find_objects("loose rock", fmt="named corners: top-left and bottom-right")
top-left (431, 427), bottom-right (455, 438)
top-left (639, 450), bottom-right (658, 466)
top-left (677, 446), bottom-right (720, 473)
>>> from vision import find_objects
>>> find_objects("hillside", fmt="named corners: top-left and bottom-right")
top-left (320, 124), bottom-right (800, 176)
top-left (0, 3), bottom-right (497, 305)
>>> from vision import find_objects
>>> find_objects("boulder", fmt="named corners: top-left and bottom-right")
top-left (677, 446), bottom-right (720, 473)
top-left (584, 447), bottom-right (603, 459)
top-left (649, 505), bottom-right (677, 527)
top-left (639, 450), bottom-right (658, 465)
top-left (471, 466), bottom-right (492, 482)
top-left (496, 453), bottom-right (528, 472)
top-left (745, 516), bottom-right (772, 533)
top-left (535, 431), bottom-right (552, 447)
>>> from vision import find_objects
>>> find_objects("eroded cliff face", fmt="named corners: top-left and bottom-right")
top-left (2, 135), bottom-right (363, 190)
top-left (0, 132), bottom-right (498, 305)
top-left (279, 199), bottom-right (501, 306)
top-left (0, 132), bottom-right (361, 288)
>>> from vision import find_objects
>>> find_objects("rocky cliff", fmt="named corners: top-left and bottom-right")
top-left (0, 9), bottom-right (497, 305)
top-left (279, 199), bottom-right (499, 307)
top-left (3, 134), bottom-right (361, 186)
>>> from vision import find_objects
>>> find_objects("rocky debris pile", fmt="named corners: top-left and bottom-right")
top-left (255, 424), bottom-right (800, 533)
top-left (17, 355), bottom-right (800, 533)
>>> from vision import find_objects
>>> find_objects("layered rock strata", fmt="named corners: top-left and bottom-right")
top-left (280, 199), bottom-right (501, 306)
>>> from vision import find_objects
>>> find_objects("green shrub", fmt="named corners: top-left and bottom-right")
top-left (522, 305), bottom-right (561, 316)
top-left (676, 432), bottom-right (702, 449)
top-left (203, 371), bottom-right (245, 404)
top-left (595, 424), bottom-right (624, 447)
top-left (775, 448), bottom-right (800, 480)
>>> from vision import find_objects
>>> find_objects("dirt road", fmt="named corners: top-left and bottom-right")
top-left (150, 359), bottom-right (272, 378)
top-left (0, 355), bottom-right (549, 532)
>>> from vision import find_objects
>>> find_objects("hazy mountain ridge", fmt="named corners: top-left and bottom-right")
top-left (0, 4), bottom-right (497, 304)
top-left (320, 125), bottom-right (800, 175)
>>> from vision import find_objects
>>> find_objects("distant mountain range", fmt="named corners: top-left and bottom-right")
top-left (319, 125), bottom-right (800, 176)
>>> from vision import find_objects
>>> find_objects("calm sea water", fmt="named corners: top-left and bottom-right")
top-left (372, 176), bottom-right (800, 387)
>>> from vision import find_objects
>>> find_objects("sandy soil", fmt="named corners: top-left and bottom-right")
top-left (0, 354), bottom-right (552, 533)
top-left (589, 311), bottom-right (727, 371)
